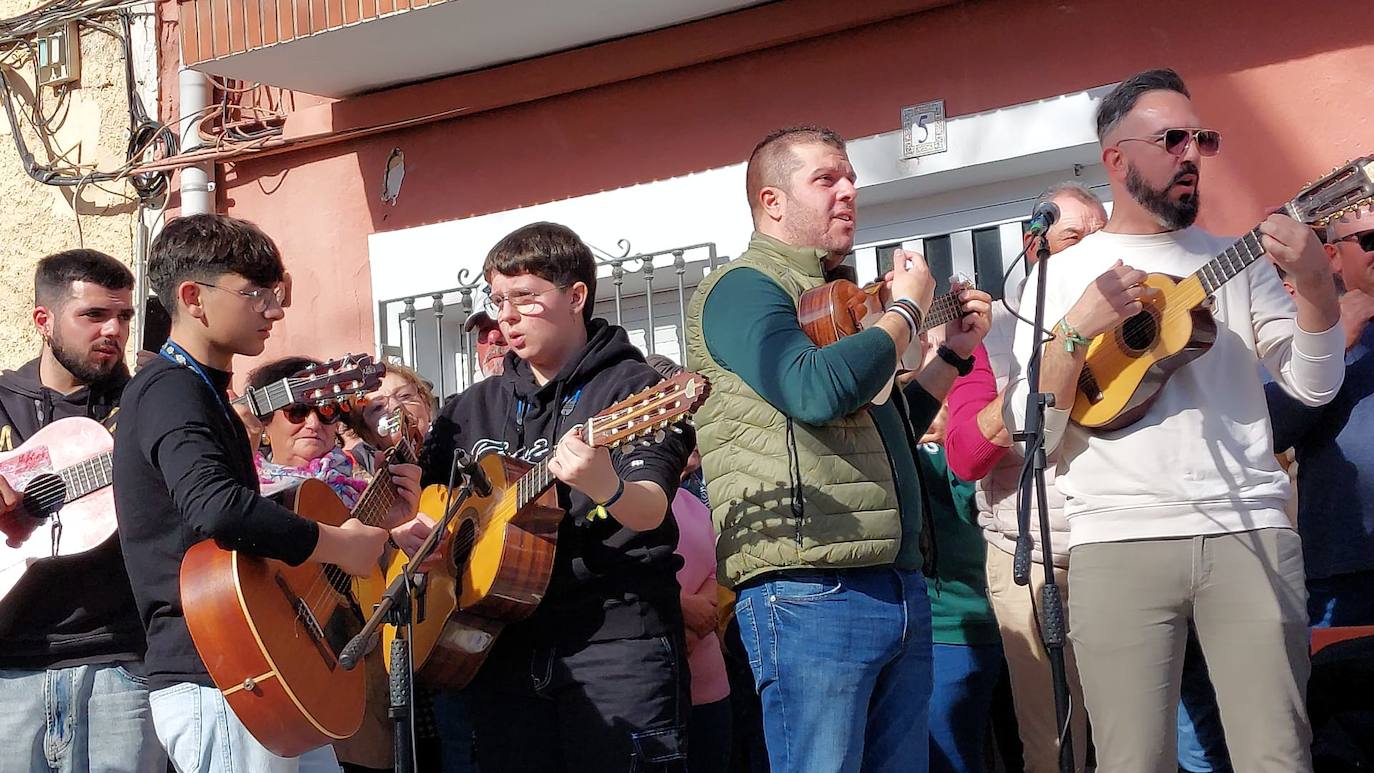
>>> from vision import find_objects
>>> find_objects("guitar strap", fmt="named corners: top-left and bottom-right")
top-left (159, 340), bottom-right (235, 421)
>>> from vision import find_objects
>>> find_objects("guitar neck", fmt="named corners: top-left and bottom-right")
top-left (1189, 226), bottom-right (1268, 298)
top-left (919, 288), bottom-right (965, 333)
top-left (351, 435), bottom-right (420, 527)
top-left (58, 452), bottom-right (114, 503)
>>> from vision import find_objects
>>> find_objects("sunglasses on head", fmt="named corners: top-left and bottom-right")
top-left (1119, 128), bottom-right (1222, 157)
top-left (280, 402), bottom-right (347, 425)
top-left (1334, 229), bottom-right (1374, 253)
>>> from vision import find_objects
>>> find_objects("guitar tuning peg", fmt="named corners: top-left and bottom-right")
top-left (654, 430), bottom-right (666, 444)
top-left (670, 426), bottom-right (683, 434)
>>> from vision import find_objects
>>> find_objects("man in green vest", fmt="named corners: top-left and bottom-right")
top-left (685, 125), bottom-right (993, 773)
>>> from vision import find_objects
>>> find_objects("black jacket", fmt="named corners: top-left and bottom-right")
top-left (0, 357), bottom-right (143, 669)
top-left (421, 319), bottom-right (694, 646)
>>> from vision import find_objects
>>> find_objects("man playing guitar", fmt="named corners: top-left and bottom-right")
top-left (1005, 68), bottom-right (1344, 772)
top-left (685, 125), bottom-right (992, 773)
top-left (0, 249), bottom-right (164, 773)
top-left (419, 222), bottom-right (696, 773)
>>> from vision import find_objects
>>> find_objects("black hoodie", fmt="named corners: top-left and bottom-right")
top-left (0, 357), bottom-right (144, 669)
top-left (421, 319), bottom-right (694, 646)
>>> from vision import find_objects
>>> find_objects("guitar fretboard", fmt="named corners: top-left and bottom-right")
top-left (353, 434), bottom-right (418, 527)
top-left (515, 458), bottom-right (556, 511)
top-left (919, 289), bottom-right (966, 333)
top-left (57, 453), bottom-right (113, 503)
top-left (1194, 227), bottom-right (1266, 295)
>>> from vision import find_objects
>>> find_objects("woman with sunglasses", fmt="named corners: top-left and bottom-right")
top-left (239, 356), bottom-right (429, 773)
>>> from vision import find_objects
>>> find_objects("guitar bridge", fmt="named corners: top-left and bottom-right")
top-left (274, 573), bottom-right (338, 669)
top-left (1078, 366), bottom-right (1105, 404)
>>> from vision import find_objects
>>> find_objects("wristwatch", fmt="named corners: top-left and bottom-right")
top-left (937, 345), bottom-right (975, 376)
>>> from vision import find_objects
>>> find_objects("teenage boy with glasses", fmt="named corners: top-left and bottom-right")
top-left (112, 213), bottom-right (427, 773)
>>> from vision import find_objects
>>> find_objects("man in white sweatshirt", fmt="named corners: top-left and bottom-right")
top-left (1006, 68), bottom-right (1344, 773)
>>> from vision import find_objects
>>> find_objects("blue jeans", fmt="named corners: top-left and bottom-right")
top-left (929, 643), bottom-right (1003, 773)
top-left (0, 663), bottom-right (164, 773)
top-left (431, 690), bottom-right (478, 773)
top-left (735, 566), bottom-right (933, 773)
top-left (149, 682), bottom-right (339, 773)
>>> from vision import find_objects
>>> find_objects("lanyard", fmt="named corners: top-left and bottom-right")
top-left (159, 339), bottom-right (233, 418)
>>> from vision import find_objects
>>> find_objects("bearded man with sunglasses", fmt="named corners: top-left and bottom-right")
top-left (1004, 68), bottom-right (1343, 772)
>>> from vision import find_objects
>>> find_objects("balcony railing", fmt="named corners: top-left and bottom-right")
top-left (376, 242), bottom-right (723, 399)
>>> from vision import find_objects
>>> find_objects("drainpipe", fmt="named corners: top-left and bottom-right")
top-left (178, 67), bottom-right (214, 215)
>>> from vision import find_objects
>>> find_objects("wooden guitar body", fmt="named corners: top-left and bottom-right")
top-left (180, 478), bottom-right (382, 757)
top-left (798, 279), bottom-right (885, 347)
top-left (382, 452), bottom-right (562, 689)
top-left (0, 417), bottom-right (116, 605)
top-left (1072, 273), bottom-right (1218, 431)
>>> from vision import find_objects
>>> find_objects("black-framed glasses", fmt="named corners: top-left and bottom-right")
top-left (1117, 128), bottom-right (1222, 157)
top-left (281, 402), bottom-right (347, 425)
top-left (195, 281), bottom-right (286, 313)
top-left (1334, 229), bottom-right (1374, 253)
top-left (481, 285), bottom-right (569, 315)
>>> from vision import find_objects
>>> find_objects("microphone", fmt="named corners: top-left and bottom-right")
top-left (454, 448), bottom-right (492, 497)
top-left (1024, 201), bottom-right (1061, 237)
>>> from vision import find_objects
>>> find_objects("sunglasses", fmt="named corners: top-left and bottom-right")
top-left (280, 402), bottom-right (348, 425)
top-left (1334, 229), bottom-right (1374, 253)
top-left (1118, 128), bottom-right (1222, 157)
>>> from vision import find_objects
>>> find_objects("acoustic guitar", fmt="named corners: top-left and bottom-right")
top-left (1072, 156), bottom-right (1374, 430)
top-left (178, 367), bottom-right (411, 759)
top-left (379, 370), bottom-right (711, 689)
top-left (799, 272), bottom-right (973, 404)
top-left (0, 355), bottom-right (382, 611)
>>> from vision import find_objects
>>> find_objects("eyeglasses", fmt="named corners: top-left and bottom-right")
top-left (482, 285), bottom-right (568, 315)
top-left (1334, 229), bottom-right (1374, 253)
top-left (195, 281), bottom-right (286, 313)
top-left (281, 402), bottom-right (347, 425)
top-left (1116, 128), bottom-right (1222, 157)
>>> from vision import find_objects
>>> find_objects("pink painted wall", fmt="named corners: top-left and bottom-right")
top-left (158, 0), bottom-right (1374, 373)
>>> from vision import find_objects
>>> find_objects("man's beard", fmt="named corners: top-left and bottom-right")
top-left (49, 333), bottom-right (123, 387)
top-left (1126, 161), bottom-right (1200, 230)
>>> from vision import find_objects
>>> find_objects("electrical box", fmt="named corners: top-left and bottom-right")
top-left (36, 22), bottom-right (80, 87)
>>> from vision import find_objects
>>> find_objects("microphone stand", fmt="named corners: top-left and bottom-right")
top-left (338, 451), bottom-right (479, 773)
top-left (1012, 234), bottom-right (1075, 773)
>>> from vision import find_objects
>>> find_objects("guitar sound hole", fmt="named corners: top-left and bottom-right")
top-left (1119, 308), bottom-right (1160, 353)
top-left (450, 518), bottom-right (477, 574)
top-left (21, 473), bottom-right (66, 518)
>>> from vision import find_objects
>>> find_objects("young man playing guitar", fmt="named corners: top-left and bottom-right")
top-left (685, 125), bottom-right (993, 773)
top-left (0, 249), bottom-right (164, 773)
top-left (1005, 69), bottom-right (1344, 772)
top-left (419, 222), bottom-right (696, 773)
top-left (112, 214), bottom-right (424, 773)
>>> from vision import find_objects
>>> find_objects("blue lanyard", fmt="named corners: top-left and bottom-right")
top-left (159, 339), bottom-right (232, 417)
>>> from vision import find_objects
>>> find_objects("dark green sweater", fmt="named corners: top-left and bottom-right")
top-left (701, 266), bottom-right (938, 571)
top-left (919, 443), bottom-right (999, 646)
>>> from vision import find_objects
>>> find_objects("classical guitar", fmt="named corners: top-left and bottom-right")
top-left (0, 355), bottom-right (382, 610)
top-left (1072, 156), bottom-right (1374, 430)
top-left (382, 370), bottom-right (711, 689)
top-left (178, 368), bottom-right (410, 759)
top-left (799, 272), bottom-right (973, 404)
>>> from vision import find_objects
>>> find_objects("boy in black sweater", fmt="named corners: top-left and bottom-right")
top-left (113, 214), bottom-right (425, 772)
top-left (421, 222), bottom-right (695, 772)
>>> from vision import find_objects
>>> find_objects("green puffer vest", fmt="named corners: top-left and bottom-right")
top-left (685, 232), bottom-right (902, 588)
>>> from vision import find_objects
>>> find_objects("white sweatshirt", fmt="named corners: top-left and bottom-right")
top-left (1004, 226), bottom-right (1345, 548)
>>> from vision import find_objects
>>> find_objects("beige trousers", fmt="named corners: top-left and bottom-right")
top-left (1068, 528), bottom-right (1312, 773)
top-left (985, 543), bottom-right (1088, 773)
